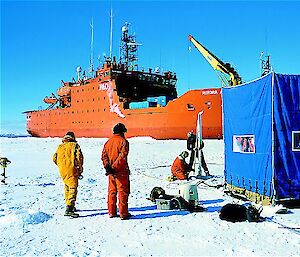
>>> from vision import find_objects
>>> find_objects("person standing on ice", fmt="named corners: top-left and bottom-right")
top-left (53, 131), bottom-right (83, 218)
top-left (101, 123), bottom-right (131, 220)
top-left (171, 151), bottom-right (193, 180)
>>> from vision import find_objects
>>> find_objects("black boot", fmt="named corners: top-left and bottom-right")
top-left (64, 205), bottom-right (79, 218)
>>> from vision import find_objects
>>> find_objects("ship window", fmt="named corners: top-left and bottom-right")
top-left (87, 110), bottom-right (89, 113)
top-left (82, 89), bottom-right (84, 92)
top-left (77, 100), bottom-right (79, 103)
top-left (93, 87), bottom-right (95, 90)
top-left (93, 98), bottom-right (94, 101)
top-left (82, 99), bottom-right (84, 102)
top-left (93, 109), bottom-right (94, 112)
top-left (77, 90), bottom-right (79, 93)
top-left (187, 103), bottom-right (195, 111)
top-left (82, 110), bottom-right (84, 113)
top-left (104, 97), bottom-right (106, 100)
top-left (72, 111), bottom-right (74, 114)
top-left (205, 101), bottom-right (212, 109)
top-left (103, 108), bottom-right (105, 111)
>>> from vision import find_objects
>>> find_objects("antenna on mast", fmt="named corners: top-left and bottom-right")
top-left (260, 52), bottom-right (272, 76)
top-left (109, 8), bottom-right (113, 60)
top-left (120, 23), bottom-right (142, 70)
top-left (89, 18), bottom-right (94, 76)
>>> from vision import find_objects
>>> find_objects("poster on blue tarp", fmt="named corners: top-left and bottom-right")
top-left (292, 131), bottom-right (300, 151)
top-left (233, 135), bottom-right (255, 153)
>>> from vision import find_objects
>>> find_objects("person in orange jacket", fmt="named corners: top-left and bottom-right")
top-left (171, 151), bottom-right (192, 180)
top-left (53, 131), bottom-right (83, 218)
top-left (101, 123), bottom-right (131, 220)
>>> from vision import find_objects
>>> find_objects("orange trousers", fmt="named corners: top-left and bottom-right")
top-left (108, 174), bottom-right (130, 217)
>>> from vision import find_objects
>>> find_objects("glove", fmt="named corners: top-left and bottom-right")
top-left (105, 165), bottom-right (115, 176)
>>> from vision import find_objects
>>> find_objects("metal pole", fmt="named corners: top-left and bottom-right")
top-left (196, 111), bottom-right (204, 178)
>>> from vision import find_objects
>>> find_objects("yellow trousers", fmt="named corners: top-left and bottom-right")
top-left (64, 184), bottom-right (78, 206)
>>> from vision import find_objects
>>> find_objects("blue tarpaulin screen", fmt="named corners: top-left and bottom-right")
top-left (273, 74), bottom-right (300, 200)
top-left (223, 74), bottom-right (273, 197)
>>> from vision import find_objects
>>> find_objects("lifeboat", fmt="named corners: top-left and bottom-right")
top-left (43, 96), bottom-right (58, 104)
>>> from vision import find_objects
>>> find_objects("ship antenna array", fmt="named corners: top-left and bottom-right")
top-left (120, 22), bottom-right (142, 70)
top-left (260, 52), bottom-right (272, 76)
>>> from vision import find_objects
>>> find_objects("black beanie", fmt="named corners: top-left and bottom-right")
top-left (113, 123), bottom-right (127, 134)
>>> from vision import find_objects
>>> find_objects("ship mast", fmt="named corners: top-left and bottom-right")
top-left (120, 23), bottom-right (141, 70)
top-left (89, 18), bottom-right (94, 76)
top-left (109, 8), bottom-right (113, 60)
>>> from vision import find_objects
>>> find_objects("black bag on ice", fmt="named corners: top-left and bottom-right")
top-left (219, 203), bottom-right (263, 222)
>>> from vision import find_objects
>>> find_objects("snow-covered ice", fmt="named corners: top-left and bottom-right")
top-left (0, 137), bottom-right (299, 256)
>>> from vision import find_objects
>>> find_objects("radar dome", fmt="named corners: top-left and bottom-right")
top-left (76, 66), bottom-right (82, 73)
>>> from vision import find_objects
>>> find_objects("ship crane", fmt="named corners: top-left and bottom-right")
top-left (188, 35), bottom-right (242, 87)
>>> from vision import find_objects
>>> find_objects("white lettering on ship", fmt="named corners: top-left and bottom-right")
top-left (99, 82), bottom-right (110, 90)
top-left (202, 90), bottom-right (218, 95)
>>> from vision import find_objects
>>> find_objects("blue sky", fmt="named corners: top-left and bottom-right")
top-left (1, 0), bottom-right (300, 132)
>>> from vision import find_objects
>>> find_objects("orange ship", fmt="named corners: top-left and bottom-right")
top-left (24, 24), bottom-right (222, 139)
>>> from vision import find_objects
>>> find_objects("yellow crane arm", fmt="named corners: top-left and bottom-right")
top-left (188, 35), bottom-right (241, 86)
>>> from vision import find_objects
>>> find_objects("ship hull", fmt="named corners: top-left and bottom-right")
top-left (25, 86), bottom-right (222, 139)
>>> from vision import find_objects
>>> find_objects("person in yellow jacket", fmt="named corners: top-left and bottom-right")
top-left (53, 131), bottom-right (83, 217)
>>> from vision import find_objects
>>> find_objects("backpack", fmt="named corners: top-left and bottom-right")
top-left (149, 187), bottom-right (166, 202)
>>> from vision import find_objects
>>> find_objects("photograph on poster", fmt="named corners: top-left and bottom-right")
top-left (292, 131), bottom-right (300, 151)
top-left (233, 135), bottom-right (255, 153)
